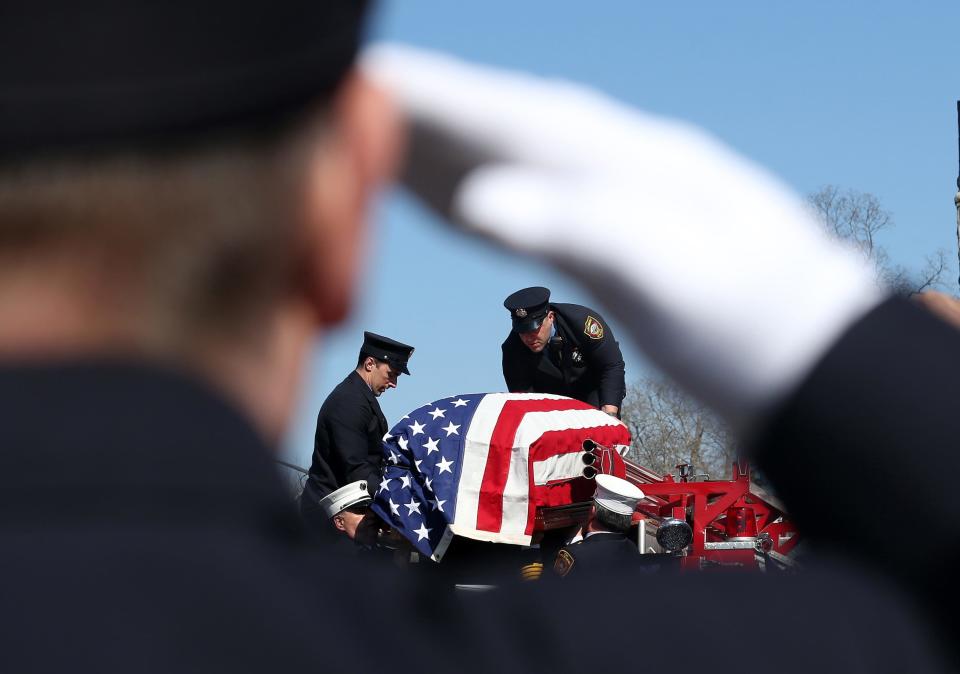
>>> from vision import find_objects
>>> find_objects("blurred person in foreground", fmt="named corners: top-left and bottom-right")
top-left (0, 3), bottom-right (952, 673)
top-left (0, 2), bottom-right (414, 671)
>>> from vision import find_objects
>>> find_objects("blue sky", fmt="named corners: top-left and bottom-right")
top-left (282, 0), bottom-right (960, 466)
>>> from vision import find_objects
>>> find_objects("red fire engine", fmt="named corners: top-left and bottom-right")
top-left (537, 440), bottom-right (799, 570)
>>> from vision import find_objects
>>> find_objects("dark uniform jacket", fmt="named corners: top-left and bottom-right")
top-left (751, 297), bottom-right (960, 661)
top-left (552, 531), bottom-right (678, 577)
top-left (501, 303), bottom-right (626, 409)
top-left (0, 361), bottom-right (410, 673)
top-left (302, 370), bottom-right (387, 511)
top-left (552, 531), bottom-right (635, 577)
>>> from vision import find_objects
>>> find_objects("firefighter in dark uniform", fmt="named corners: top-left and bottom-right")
top-left (300, 332), bottom-right (414, 535)
top-left (553, 474), bottom-right (646, 578)
top-left (501, 287), bottom-right (626, 415)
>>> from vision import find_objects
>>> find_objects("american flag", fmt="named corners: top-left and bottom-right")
top-left (370, 393), bottom-right (631, 561)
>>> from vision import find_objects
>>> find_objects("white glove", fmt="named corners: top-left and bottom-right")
top-left (363, 45), bottom-right (885, 432)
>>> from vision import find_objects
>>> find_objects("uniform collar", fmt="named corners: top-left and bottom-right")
top-left (0, 359), bottom-right (294, 520)
top-left (349, 369), bottom-right (380, 402)
top-left (349, 368), bottom-right (373, 392)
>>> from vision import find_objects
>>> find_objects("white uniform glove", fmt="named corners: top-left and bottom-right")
top-left (363, 45), bottom-right (885, 432)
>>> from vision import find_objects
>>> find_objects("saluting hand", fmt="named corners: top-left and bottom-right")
top-left (364, 45), bottom-right (883, 432)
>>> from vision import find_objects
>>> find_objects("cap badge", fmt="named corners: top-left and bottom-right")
top-left (583, 316), bottom-right (604, 340)
top-left (515, 308), bottom-right (528, 318)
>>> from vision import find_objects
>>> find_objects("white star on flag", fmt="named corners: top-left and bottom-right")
top-left (378, 477), bottom-right (391, 494)
top-left (409, 420), bottom-right (426, 436)
top-left (414, 523), bottom-right (431, 542)
top-left (424, 476), bottom-right (433, 491)
top-left (428, 407), bottom-right (446, 420)
top-left (389, 499), bottom-right (400, 517)
top-left (404, 499), bottom-right (422, 516)
top-left (436, 456), bottom-right (454, 475)
top-left (400, 474), bottom-right (412, 489)
top-left (382, 433), bottom-right (392, 442)
top-left (429, 497), bottom-right (447, 512)
top-left (398, 436), bottom-right (409, 451)
top-left (414, 459), bottom-right (423, 472)
top-left (388, 450), bottom-right (399, 465)
top-left (423, 437), bottom-right (440, 455)
top-left (442, 422), bottom-right (460, 437)
top-left (451, 398), bottom-right (470, 407)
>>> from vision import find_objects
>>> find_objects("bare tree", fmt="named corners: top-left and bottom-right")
top-left (807, 185), bottom-right (948, 295)
top-left (885, 251), bottom-right (948, 296)
top-left (620, 376), bottom-right (737, 479)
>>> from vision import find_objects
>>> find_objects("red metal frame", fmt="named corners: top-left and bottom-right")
top-left (536, 456), bottom-right (799, 569)
top-left (633, 460), bottom-right (798, 568)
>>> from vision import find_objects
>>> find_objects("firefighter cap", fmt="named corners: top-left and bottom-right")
top-left (504, 286), bottom-right (551, 333)
top-left (361, 332), bottom-right (415, 375)
top-left (318, 480), bottom-right (372, 519)
top-left (593, 474), bottom-right (644, 516)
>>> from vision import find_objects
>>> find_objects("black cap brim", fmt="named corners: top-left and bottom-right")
top-left (512, 315), bottom-right (545, 333)
top-left (361, 331), bottom-right (414, 376)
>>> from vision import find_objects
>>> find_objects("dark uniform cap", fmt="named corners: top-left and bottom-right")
top-left (0, 1), bottom-right (370, 159)
top-left (361, 332), bottom-right (415, 375)
top-left (504, 286), bottom-right (551, 333)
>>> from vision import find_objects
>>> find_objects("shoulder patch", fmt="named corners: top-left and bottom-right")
top-left (583, 315), bottom-right (604, 340)
top-left (554, 549), bottom-right (576, 577)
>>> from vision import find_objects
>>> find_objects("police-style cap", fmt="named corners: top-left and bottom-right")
top-left (361, 332), bottom-right (415, 375)
top-left (504, 286), bottom-right (551, 333)
top-left (0, 1), bottom-right (370, 159)
top-left (318, 480), bottom-right (372, 519)
top-left (593, 474), bottom-right (644, 516)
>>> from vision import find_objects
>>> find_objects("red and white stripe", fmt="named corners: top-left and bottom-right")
top-left (449, 393), bottom-right (631, 546)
